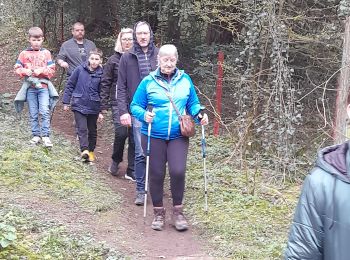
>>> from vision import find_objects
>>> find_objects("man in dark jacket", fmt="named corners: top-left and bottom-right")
top-left (117, 21), bottom-right (159, 205)
top-left (285, 101), bottom-right (350, 259)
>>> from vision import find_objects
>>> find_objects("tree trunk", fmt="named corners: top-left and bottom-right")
top-left (335, 16), bottom-right (350, 143)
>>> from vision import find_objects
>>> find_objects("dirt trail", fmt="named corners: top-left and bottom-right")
top-left (1, 48), bottom-right (212, 259)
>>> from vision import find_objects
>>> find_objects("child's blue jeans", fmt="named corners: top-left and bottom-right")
top-left (26, 87), bottom-right (51, 137)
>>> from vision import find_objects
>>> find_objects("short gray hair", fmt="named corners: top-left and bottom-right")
top-left (158, 44), bottom-right (178, 59)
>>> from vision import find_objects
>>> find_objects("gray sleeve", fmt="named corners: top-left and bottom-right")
top-left (284, 174), bottom-right (324, 259)
top-left (56, 43), bottom-right (67, 61)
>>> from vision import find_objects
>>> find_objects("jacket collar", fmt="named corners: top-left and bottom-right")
top-left (82, 61), bottom-right (103, 75)
top-left (150, 68), bottom-right (184, 89)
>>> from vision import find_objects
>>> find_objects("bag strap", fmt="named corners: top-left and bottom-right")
top-left (156, 78), bottom-right (182, 118)
top-left (164, 91), bottom-right (182, 118)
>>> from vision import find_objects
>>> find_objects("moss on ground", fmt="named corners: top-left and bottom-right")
top-left (0, 112), bottom-right (120, 213)
top-left (0, 205), bottom-right (125, 259)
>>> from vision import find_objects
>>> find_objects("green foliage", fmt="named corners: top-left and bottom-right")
top-left (0, 223), bottom-right (17, 249)
top-left (186, 133), bottom-right (298, 258)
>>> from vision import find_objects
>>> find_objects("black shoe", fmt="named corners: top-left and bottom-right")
top-left (125, 171), bottom-right (136, 181)
top-left (108, 161), bottom-right (119, 176)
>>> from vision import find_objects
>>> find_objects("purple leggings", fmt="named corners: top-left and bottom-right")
top-left (141, 135), bottom-right (189, 207)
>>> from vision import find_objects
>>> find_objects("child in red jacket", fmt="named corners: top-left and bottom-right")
top-left (14, 27), bottom-right (56, 147)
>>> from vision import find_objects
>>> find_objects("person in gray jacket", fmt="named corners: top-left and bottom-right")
top-left (285, 98), bottom-right (350, 259)
top-left (57, 22), bottom-right (96, 77)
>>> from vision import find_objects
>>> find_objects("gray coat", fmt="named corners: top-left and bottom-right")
top-left (285, 142), bottom-right (350, 260)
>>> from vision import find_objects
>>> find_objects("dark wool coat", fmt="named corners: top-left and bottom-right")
top-left (117, 22), bottom-right (159, 116)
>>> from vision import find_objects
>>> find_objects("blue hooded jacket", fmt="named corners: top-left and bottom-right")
top-left (130, 68), bottom-right (202, 140)
top-left (62, 62), bottom-right (103, 115)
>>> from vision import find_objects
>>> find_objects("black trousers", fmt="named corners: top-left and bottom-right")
top-left (74, 111), bottom-right (98, 152)
top-left (112, 122), bottom-right (135, 175)
top-left (141, 135), bottom-right (189, 207)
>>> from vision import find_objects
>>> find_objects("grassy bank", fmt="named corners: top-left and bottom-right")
top-left (0, 205), bottom-right (124, 259)
top-left (186, 134), bottom-right (300, 259)
top-left (0, 107), bottom-right (124, 259)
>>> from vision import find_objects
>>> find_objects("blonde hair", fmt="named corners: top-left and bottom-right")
top-left (28, 27), bottom-right (43, 38)
top-left (115, 28), bottom-right (133, 53)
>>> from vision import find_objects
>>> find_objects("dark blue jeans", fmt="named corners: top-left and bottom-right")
top-left (132, 117), bottom-right (145, 192)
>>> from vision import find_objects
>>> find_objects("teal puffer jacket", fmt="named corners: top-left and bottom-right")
top-left (285, 142), bottom-right (350, 260)
top-left (130, 68), bottom-right (202, 140)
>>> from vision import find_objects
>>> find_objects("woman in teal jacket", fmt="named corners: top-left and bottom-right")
top-left (130, 44), bottom-right (208, 232)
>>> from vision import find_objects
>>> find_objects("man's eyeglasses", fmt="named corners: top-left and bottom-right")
top-left (121, 38), bottom-right (133, 42)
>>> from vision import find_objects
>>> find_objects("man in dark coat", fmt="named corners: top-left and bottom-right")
top-left (117, 21), bottom-right (159, 205)
top-left (285, 97), bottom-right (350, 259)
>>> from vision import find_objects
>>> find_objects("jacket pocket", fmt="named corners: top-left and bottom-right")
top-left (71, 93), bottom-right (83, 106)
top-left (72, 93), bottom-right (83, 98)
top-left (89, 94), bottom-right (100, 101)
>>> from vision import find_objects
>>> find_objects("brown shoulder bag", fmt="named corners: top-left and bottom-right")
top-left (165, 92), bottom-right (195, 137)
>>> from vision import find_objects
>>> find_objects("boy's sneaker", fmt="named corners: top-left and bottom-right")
top-left (42, 137), bottom-right (53, 147)
top-left (125, 171), bottom-right (136, 181)
top-left (88, 151), bottom-right (95, 162)
top-left (30, 136), bottom-right (41, 145)
top-left (134, 192), bottom-right (145, 206)
top-left (81, 150), bottom-right (89, 161)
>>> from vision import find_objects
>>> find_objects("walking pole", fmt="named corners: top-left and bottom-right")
top-left (144, 106), bottom-right (153, 219)
top-left (201, 124), bottom-right (208, 212)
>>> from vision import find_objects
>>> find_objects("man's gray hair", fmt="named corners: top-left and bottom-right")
top-left (158, 44), bottom-right (178, 59)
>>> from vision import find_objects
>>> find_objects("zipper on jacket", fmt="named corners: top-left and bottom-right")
top-left (166, 82), bottom-right (175, 140)
top-left (167, 100), bottom-right (173, 140)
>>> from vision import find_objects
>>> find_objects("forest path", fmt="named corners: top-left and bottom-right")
top-left (0, 47), bottom-right (212, 259)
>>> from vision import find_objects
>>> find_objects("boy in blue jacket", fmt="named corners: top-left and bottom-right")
top-left (62, 48), bottom-right (104, 162)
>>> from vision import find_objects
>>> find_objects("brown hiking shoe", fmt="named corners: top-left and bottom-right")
top-left (151, 207), bottom-right (166, 231)
top-left (172, 205), bottom-right (189, 231)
